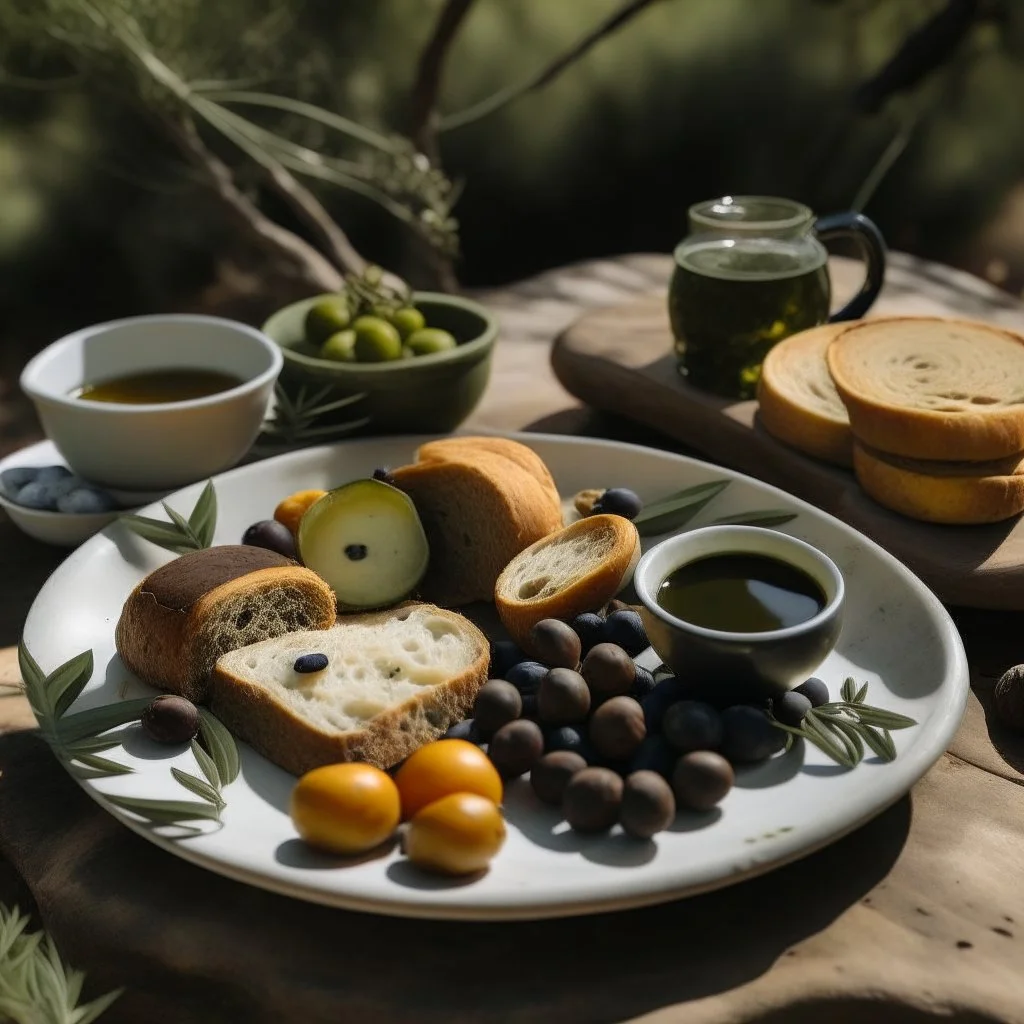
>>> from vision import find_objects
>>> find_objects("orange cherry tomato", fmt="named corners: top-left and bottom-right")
top-left (274, 489), bottom-right (327, 534)
top-left (393, 739), bottom-right (503, 820)
top-left (404, 792), bottom-right (507, 875)
top-left (290, 762), bottom-right (401, 856)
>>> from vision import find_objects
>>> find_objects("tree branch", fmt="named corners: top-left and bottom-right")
top-left (440, 0), bottom-right (667, 133)
top-left (409, 0), bottom-right (479, 163)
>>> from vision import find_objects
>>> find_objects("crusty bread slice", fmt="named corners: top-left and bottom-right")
top-left (757, 323), bottom-right (854, 467)
top-left (495, 514), bottom-right (640, 649)
top-left (415, 437), bottom-right (563, 512)
top-left (210, 603), bottom-right (489, 775)
top-left (827, 317), bottom-right (1024, 461)
top-left (853, 442), bottom-right (1024, 525)
top-left (390, 451), bottom-right (563, 606)
top-left (116, 546), bottom-right (336, 703)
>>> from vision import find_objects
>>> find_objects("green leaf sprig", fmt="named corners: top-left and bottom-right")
top-left (772, 678), bottom-right (917, 769)
top-left (632, 479), bottom-right (798, 537)
top-left (119, 480), bottom-right (218, 554)
top-left (260, 380), bottom-right (370, 447)
top-left (0, 903), bottom-right (122, 1024)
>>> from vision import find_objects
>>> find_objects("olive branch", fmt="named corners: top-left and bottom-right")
top-left (118, 479), bottom-right (217, 554)
top-left (631, 479), bottom-right (798, 536)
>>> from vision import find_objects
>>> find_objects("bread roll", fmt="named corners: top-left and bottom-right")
top-left (827, 317), bottom-right (1024, 461)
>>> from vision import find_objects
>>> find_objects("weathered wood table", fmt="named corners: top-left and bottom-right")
top-left (1, 253), bottom-right (1023, 1023)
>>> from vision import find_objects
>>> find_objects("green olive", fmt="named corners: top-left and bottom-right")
top-left (390, 306), bottom-right (426, 340)
top-left (405, 328), bottom-right (457, 357)
top-left (320, 329), bottom-right (357, 362)
top-left (305, 297), bottom-right (351, 346)
top-left (353, 316), bottom-right (403, 362)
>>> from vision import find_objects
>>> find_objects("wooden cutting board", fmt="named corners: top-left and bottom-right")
top-left (552, 294), bottom-right (1024, 611)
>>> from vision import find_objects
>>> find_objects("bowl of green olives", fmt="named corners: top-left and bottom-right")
top-left (262, 272), bottom-right (499, 435)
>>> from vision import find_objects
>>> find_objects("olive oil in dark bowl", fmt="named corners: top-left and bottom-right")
top-left (633, 525), bottom-right (845, 704)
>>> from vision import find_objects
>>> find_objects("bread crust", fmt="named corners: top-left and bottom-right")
top-left (827, 317), bottom-right (1024, 462)
top-left (116, 562), bottom-right (336, 703)
top-left (757, 323), bottom-right (854, 467)
top-left (853, 442), bottom-right (1024, 525)
top-left (209, 605), bottom-right (490, 775)
top-left (495, 515), bottom-right (640, 649)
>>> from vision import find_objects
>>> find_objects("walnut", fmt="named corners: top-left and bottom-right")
top-left (994, 665), bottom-right (1024, 733)
top-left (573, 488), bottom-right (605, 517)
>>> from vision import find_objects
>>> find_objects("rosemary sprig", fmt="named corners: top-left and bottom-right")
top-left (771, 678), bottom-right (916, 769)
top-left (118, 480), bottom-right (217, 554)
top-left (260, 381), bottom-right (370, 447)
top-left (0, 903), bottom-right (122, 1024)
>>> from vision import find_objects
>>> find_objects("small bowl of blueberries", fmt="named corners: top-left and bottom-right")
top-left (0, 440), bottom-right (158, 547)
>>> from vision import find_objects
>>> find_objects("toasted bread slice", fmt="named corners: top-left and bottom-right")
top-left (210, 603), bottom-right (489, 775)
top-left (853, 442), bottom-right (1024, 524)
top-left (390, 451), bottom-right (563, 606)
top-left (495, 515), bottom-right (640, 649)
top-left (827, 317), bottom-right (1024, 461)
top-left (757, 322), bottom-right (854, 467)
top-left (116, 546), bottom-right (337, 703)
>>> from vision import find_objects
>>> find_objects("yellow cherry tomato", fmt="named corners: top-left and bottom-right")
top-left (290, 763), bottom-right (401, 856)
top-left (393, 739), bottom-right (503, 820)
top-left (405, 792), bottom-right (507, 875)
top-left (274, 488), bottom-right (327, 535)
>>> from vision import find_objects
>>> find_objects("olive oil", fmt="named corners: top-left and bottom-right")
top-left (74, 368), bottom-right (243, 404)
top-left (657, 553), bottom-right (825, 633)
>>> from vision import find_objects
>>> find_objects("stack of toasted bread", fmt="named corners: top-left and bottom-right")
top-left (757, 317), bottom-right (1024, 525)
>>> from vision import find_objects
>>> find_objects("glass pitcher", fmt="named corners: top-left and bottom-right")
top-left (669, 196), bottom-right (886, 399)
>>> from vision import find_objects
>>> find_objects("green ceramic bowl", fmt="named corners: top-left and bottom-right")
top-left (262, 292), bottom-right (498, 435)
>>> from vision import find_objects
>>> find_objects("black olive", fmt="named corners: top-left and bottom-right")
top-left (344, 544), bottom-right (368, 561)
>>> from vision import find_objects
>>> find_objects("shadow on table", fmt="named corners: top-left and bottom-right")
top-left (0, 728), bottom-right (914, 1024)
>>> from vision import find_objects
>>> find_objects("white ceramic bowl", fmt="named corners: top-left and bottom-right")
top-left (20, 315), bottom-right (282, 490)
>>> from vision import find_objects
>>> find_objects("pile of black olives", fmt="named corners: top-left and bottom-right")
top-left (445, 605), bottom-right (829, 841)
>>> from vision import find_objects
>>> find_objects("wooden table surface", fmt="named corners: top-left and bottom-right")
top-left (2, 252), bottom-right (1024, 1023)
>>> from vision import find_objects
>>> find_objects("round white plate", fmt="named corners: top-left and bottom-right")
top-left (21, 432), bottom-right (969, 920)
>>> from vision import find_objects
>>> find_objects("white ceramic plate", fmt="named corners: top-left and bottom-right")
top-left (21, 432), bottom-right (969, 920)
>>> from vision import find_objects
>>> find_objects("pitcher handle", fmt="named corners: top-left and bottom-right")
top-left (815, 212), bottom-right (887, 322)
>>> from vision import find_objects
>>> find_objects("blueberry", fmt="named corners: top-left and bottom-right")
top-left (628, 734), bottom-right (677, 779)
top-left (630, 664), bottom-right (657, 700)
top-left (444, 718), bottom-right (481, 743)
top-left (794, 676), bottom-right (830, 708)
top-left (773, 691), bottom-right (812, 727)
top-left (56, 487), bottom-right (117, 514)
top-left (293, 653), bottom-right (329, 673)
top-left (372, 466), bottom-right (396, 485)
top-left (15, 481), bottom-right (62, 510)
top-left (570, 612), bottom-right (605, 656)
top-left (34, 465), bottom-right (73, 484)
top-left (504, 660), bottom-right (548, 696)
top-left (720, 706), bottom-right (787, 764)
top-left (603, 610), bottom-right (648, 657)
top-left (662, 700), bottom-right (724, 753)
top-left (641, 676), bottom-right (683, 733)
top-left (490, 640), bottom-right (528, 680)
top-left (0, 467), bottom-right (38, 497)
top-left (593, 487), bottom-right (643, 520)
top-left (544, 724), bottom-right (587, 755)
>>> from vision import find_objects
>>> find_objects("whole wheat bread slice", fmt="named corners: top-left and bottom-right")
top-left (210, 603), bottom-right (489, 775)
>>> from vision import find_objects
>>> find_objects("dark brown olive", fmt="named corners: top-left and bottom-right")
top-left (141, 694), bottom-right (200, 745)
top-left (537, 668), bottom-right (591, 725)
top-left (488, 719), bottom-right (544, 779)
top-left (473, 680), bottom-right (523, 736)
top-left (581, 642), bottom-right (635, 701)
top-left (671, 751), bottom-right (735, 811)
top-left (530, 750), bottom-right (587, 805)
top-left (529, 618), bottom-right (581, 669)
top-left (620, 770), bottom-right (676, 839)
top-left (589, 695), bottom-right (646, 760)
top-left (563, 767), bottom-right (624, 833)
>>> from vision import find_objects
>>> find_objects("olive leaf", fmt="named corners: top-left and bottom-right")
top-left (260, 381), bottom-right (370, 447)
top-left (633, 480), bottom-right (730, 536)
top-left (708, 510), bottom-right (798, 529)
top-left (171, 768), bottom-right (225, 809)
top-left (55, 698), bottom-right (153, 745)
top-left (191, 739), bottom-right (221, 790)
top-left (841, 677), bottom-right (858, 703)
top-left (105, 794), bottom-right (223, 825)
top-left (72, 753), bottom-right (134, 776)
top-left (119, 482), bottom-right (218, 555)
top-left (188, 480), bottom-right (218, 548)
top-left (198, 709), bottom-right (240, 786)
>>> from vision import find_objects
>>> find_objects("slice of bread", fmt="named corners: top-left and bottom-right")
top-left (116, 546), bottom-right (336, 703)
top-left (415, 437), bottom-right (563, 512)
top-left (210, 603), bottom-right (489, 775)
top-left (827, 317), bottom-right (1024, 461)
top-left (756, 323), bottom-right (854, 467)
top-left (495, 514), bottom-right (640, 649)
top-left (852, 442), bottom-right (1024, 524)
top-left (390, 450), bottom-right (563, 606)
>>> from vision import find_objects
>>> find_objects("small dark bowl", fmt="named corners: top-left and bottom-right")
top-left (633, 525), bottom-right (844, 705)
top-left (262, 292), bottom-right (498, 435)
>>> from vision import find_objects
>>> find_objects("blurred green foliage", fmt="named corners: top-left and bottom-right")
top-left (0, 0), bottom-right (1023, 349)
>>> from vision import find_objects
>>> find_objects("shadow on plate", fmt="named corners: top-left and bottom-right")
top-left (386, 859), bottom-right (485, 890)
top-left (732, 742), bottom-right (804, 789)
top-left (580, 832), bottom-right (658, 868)
top-left (274, 835), bottom-right (397, 871)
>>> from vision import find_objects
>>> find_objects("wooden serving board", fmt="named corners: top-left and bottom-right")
top-left (552, 293), bottom-right (1024, 611)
